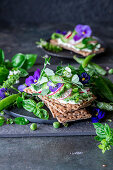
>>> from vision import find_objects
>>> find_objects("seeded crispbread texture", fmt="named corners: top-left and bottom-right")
top-left (38, 95), bottom-right (96, 114)
top-left (50, 39), bottom-right (105, 57)
top-left (45, 103), bottom-right (91, 123)
top-left (24, 87), bottom-right (93, 123)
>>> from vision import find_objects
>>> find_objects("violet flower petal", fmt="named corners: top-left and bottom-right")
top-left (33, 68), bottom-right (41, 80)
top-left (0, 88), bottom-right (7, 99)
top-left (91, 116), bottom-right (99, 123)
top-left (18, 85), bottom-right (26, 92)
top-left (25, 76), bottom-right (35, 86)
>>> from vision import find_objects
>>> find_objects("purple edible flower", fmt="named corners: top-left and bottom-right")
top-left (56, 30), bottom-right (67, 35)
top-left (25, 68), bottom-right (41, 86)
top-left (79, 72), bottom-right (90, 84)
top-left (73, 24), bottom-right (92, 41)
top-left (91, 108), bottom-right (105, 123)
top-left (0, 88), bottom-right (7, 99)
top-left (47, 81), bottom-right (62, 92)
top-left (18, 85), bottom-right (26, 92)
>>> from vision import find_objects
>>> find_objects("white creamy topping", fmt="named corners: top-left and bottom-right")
top-left (57, 38), bottom-right (80, 51)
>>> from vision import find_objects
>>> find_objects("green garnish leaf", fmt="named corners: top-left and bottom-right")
top-left (14, 117), bottom-right (29, 125)
top-left (45, 68), bottom-right (55, 76)
top-left (0, 49), bottom-right (5, 64)
top-left (71, 74), bottom-right (79, 84)
top-left (93, 123), bottom-right (113, 153)
top-left (22, 99), bottom-right (37, 113)
top-left (34, 109), bottom-right (49, 120)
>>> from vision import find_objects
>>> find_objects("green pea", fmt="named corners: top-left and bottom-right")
top-left (30, 123), bottom-right (37, 131)
top-left (65, 83), bottom-right (72, 89)
top-left (72, 88), bottom-right (78, 92)
top-left (108, 69), bottom-right (113, 74)
top-left (53, 122), bottom-right (60, 128)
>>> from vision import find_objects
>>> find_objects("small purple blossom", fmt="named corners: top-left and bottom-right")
top-left (91, 108), bottom-right (105, 123)
top-left (56, 30), bottom-right (67, 35)
top-left (0, 88), bottom-right (7, 99)
top-left (18, 85), bottom-right (26, 92)
top-left (47, 81), bottom-right (62, 92)
top-left (25, 68), bottom-right (41, 86)
top-left (79, 72), bottom-right (90, 84)
top-left (73, 24), bottom-right (92, 41)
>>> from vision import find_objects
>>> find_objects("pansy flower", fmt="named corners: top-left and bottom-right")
top-left (18, 85), bottom-right (26, 92)
top-left (47, 81), bottom-right (62, 92)
top-left (91, 108), bottom-right (105, 123)
top-left (56, 30), bottom-right (67, 35)
top-left (25, 69), bottom-right (41, 86)
top-left (79, 72), bottom-right (90, 84)
top-left (73, 24), bottom-right (92, 41)
top-left (0, 88), bottom-right (7, 99)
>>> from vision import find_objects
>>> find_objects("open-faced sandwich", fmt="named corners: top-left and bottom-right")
top-left (24, 57), bottom-right (98, 123)
top-left (37, 24), bottom-right (105, 57)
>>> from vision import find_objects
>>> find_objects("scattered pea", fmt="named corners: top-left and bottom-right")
top-left (108, 69), bottom-right (113, 74)
top-left (30, 123), bottom-right (37, 131)
top-left (53, 122), bottom-right (60, 128)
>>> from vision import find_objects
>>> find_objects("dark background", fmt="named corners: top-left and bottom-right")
top-left (0, 0), bottom-right (113, 26)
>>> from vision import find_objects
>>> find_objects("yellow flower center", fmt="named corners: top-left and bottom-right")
top-left (82, 77), bottom-right (85, 81)
top-left (34, 79), bottom-right (37, 83)
top-left (83, 31), bottom-right (85, 35)
top-left (96, 112), bottom-right (98, 116)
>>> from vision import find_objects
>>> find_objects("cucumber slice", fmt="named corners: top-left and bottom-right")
top-left (75, 43), bottom-right (86, 49)
top-left (49, 75), bottom-right (63, 83)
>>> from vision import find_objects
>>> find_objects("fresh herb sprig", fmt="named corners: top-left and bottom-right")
top-left (0, 116), bottom-right (29, 126)
top-left (36, 39), bottom-right (63, 52)
top-left (93, 123), bottom-right (113, 153)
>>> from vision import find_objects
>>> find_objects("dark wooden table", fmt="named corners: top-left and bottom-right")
top-left (0, 23), bottom-right (113, 170)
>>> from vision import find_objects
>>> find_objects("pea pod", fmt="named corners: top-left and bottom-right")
top-left (90, 63), bottom-right (107, 76)
top-left (73, 56), bottom-right (106, 76)
top-left (51, 33), bottom-right (63, 40)
top-left (97, 102), bottom-right (113, 111)
top-left (82, 54), bottom-right (95, 68)
top-left (0, 94), bottom-right (20, 112)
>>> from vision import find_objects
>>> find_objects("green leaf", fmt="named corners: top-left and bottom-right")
top-left (22, 99), bottom-right (37, 113)
top-left (104, 123), bottom-right (111, 136)
top-left (16, 97), bottom-right (23, 108)
top-left (37, 102), bottom-right (44, 108)
top-left (93, 123), bottom-right (106, 138)
top-left (12, 53), bottom-right (26, 68)
top-left (0, 49), bottom-right (5, 64)
top-left (72, 74), bottom-right (79, 84)
top-left (6, 118), bottom-right (14, 124)
top-left (31, 84), bottom-right (42, 92)
top-left (0, 67), bottom-right (9, 85)
top-left (14, 117), bottom-right (29, 125)
top-left (22, 54), bottom-right (37, 70)
top-left (34, 109), bottom-right (49, 120)
top-left (39, 77), bottom-right (48, 84)
top-left (45, 68), bottom-right (55, 76)
top-left (0, 116), bottom-right (5, 126)
top-left (19, 68), bottom-right (28, 77)
top-left (94, 76), bottom-right (113, 102)
top-left (41, 88), bottom-right (49, 96)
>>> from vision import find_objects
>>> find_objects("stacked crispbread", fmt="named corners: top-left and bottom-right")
top-left (24, 87), bottom-right (96, 123)
top-left (50, 39), bottom-right (105, 57)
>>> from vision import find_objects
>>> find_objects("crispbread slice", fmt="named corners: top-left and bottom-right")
top-left (50, 39), bottom-right (105, 57)
top-left (38, 95), bottom-right (96, 114)
top-left (46, 104), bottom-right (91, 123)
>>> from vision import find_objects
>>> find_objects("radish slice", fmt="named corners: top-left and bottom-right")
top-left (48, 84), bottom-right (64, 96)
top-left (65, 31), bottom-right (72, 39)
top-left (80, 88), bottom-right (90, 94)
top-left (58, 88), bottom-right (72, 100)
